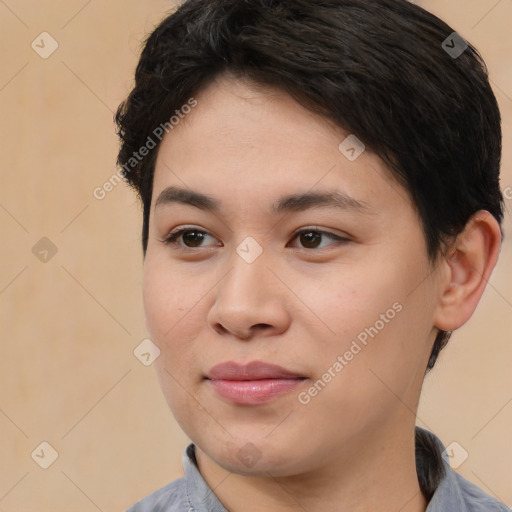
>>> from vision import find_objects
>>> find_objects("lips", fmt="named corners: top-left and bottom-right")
top-left (207, 360), bottom-right (304, 380)
top-left (206, 361), bottom-right (306, 405)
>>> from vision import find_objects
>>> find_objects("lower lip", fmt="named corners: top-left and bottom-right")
top-left (208, 378), bottom-right (305, 405)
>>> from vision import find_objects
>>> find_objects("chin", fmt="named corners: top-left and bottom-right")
top-left (200, 436), bottom-right (314, 477)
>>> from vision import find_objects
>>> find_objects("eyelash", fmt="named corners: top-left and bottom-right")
top-left (160, 226), bottom-right (350, 251)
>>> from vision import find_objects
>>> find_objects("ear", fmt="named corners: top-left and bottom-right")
top-left (433, 210), bottom-right (502, 332)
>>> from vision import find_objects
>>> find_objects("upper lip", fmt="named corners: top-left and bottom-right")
top-left (206, 361), bottom-right (304, 380)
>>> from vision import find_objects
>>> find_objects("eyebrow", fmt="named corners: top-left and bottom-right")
top-left (154, 185), bottom-right (374, 215)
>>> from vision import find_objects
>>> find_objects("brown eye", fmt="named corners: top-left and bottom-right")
top-left (290, 229), bottom-right (349, 250)
top-left (162, 228), bottom-right (217, 248)
top-left (160, 227), bottom-right (350, 251)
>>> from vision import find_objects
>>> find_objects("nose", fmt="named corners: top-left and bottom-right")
top-left (206, 244), bottom-right (291, 340)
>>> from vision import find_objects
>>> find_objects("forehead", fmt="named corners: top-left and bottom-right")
top-left (151, 75), bottom-right (412, 218)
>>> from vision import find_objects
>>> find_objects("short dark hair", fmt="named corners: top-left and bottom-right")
top-left (114, 0), bottom-right (504, 372)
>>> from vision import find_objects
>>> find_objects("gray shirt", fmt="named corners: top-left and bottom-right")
top-left (126, 428), bottom-right (509, 511)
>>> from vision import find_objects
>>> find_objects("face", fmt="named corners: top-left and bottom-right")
top-left (143, 74), bottom-right (442, 477)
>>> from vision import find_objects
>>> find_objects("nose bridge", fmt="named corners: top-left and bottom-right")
top-left (208, 236), bottom-right (287, 337)
top-left (221, 236), bottom-right (271, 306)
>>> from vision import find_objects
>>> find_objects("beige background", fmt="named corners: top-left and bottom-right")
top-left (0, 1), bottom-right (511, 510)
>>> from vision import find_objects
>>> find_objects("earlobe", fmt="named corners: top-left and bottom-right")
top-left (433, 210), bottom-right (502, 332)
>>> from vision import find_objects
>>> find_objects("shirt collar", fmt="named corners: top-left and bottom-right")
top-left (419, 427), bottom-right (468, 511)
top-left (184, 444), bottom-right (228, 511)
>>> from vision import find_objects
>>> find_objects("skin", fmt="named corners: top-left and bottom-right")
top-left (142, 73), bottom-right (502, 512)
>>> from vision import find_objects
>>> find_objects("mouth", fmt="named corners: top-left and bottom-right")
top-left (207, 360), bottom-right (305, 380)
top-left (205, 360), bottom-right (307, 405)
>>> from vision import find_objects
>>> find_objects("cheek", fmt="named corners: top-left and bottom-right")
top-left (142, 259), bottom-right (209, 379)
top-left (309, 253), bottom-right (432, 380)
top-left (143, 258), bottom-right (195, 339)
top-left (308, 261), bottom-right (405, 340)
top-left (142, 263), bottom-right (203, 417)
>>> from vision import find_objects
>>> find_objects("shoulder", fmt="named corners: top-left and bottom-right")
top-left (125, 476), bottom-right (188, 512)
top-left (451, 471), bottom-right (509, 512)
top-left (415, 428), bottom-right (508, 512)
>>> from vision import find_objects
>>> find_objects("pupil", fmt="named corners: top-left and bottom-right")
top-left (184, 231), bottom-right (203, 247)
top-left (301, 232), bottom-right (320, 248)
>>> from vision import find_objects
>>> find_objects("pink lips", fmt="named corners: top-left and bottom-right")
top-left (206, 361), bottom-right (306, 405)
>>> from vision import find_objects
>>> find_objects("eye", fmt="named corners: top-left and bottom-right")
top-left (160, 226), bottom-right (350, 251)
top-left (288, 227), bottom-right (350, 250)
top-left (160, 227), bottom-right (218, 248)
